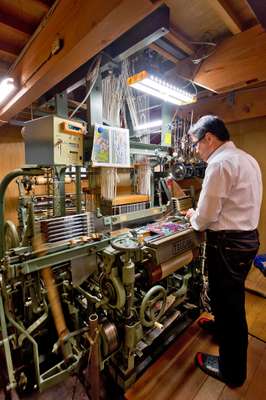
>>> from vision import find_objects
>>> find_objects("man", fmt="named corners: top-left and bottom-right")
top-left (186, 115), bottom-right (262, 387)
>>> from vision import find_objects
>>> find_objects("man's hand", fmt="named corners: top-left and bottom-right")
top-left (186, 208), bottom-right (195, 219)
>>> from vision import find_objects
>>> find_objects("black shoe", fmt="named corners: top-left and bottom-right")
top-left (198, 317), bottom-right (217, 333)
top-left (194, 352), bottom-right (245, 387)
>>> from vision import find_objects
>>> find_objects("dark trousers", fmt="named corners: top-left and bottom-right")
top-left (206, 229), bottom-right (259, 384)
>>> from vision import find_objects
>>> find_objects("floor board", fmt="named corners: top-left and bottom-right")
top-left (246, 266), bottom-right (266, 297)
top-left (244, 343), bottom-right (266, 400)
top-left (246, 292), bottom-right (266, 341)
top-left (125, 312), bottom-right (266, 400)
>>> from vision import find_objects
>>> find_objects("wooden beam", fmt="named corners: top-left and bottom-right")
top-left (0, 61), bottom-right (9, 76)
top-left (246, 0), bottom-right (266, 30)
top-left (178, 85), bottom-right (266, 124)
top-left (0, 12), bottom-right (35, 35)
top-left (31, 0), bottom-right (50, 12)
top-left (165, 26), bottom-right (194, 55)
top-left (0, 0), bottom-right (160, 124)
top-left (0, 41), bottom-right (20, 57)
top-left (0, 50), bottom-right (16, 65)
top-left (193, 24), bottom-right (266, 93)
top-left (149, 43), bottom-right (179, 64)
top-left (207, 0), bottom-right (243, 34)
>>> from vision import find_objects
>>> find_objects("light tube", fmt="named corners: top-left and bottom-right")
top-left (0, 78), bottom-right (15, 104)
top-left (127, 71), bottom-right (196, 105)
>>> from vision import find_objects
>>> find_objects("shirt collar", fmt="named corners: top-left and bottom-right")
top-left (207, 141), bottom-right (236, 163)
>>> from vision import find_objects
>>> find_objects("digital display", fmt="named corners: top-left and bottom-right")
top-left (68, 124), bottom-right (81, 132)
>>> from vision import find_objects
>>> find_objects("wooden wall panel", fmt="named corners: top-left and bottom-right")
top-left (0, 124), bottom-right (25, 223)
top-left (228, 117), bottom-right (266, 252)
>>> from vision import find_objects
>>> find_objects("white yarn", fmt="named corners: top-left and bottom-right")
top-left (136, 164), bottom-right (151, 196)
top-left (100, 167), bottom-right (119, 200)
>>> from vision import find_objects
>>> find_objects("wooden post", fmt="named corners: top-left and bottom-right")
top-left (32, 234), bottom-right (71, 360)
top-left (87, 313), bottom-right (100, 400)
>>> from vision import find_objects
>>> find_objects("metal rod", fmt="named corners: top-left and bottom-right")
top-left (53, 166), bottom-right (66, 217)
top-left (0, 168), bottom-right (43, 258)
top-left (0, 288), bottom-right (17, 390)
top-left (47, 227), bottom-right (86, 239)
top-left (1, 276), bottom-right (41, 389)
top-left (42, 214), bottom-right (87, 226)
top-left (48, 231), bottom-right (86, 242)
top-left (75, 166), bottom-right (82, 214)
top-left (44, 221), bottom-right (87, 234)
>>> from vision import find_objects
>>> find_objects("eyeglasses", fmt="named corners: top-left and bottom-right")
top-left (191, 134), bottom-right (206, 148)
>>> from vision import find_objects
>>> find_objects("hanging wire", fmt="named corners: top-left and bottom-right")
top-left (102, 72), bottom-right (124, 126)
top-left (121, 59), bottom-right (152, 196)
top-left (190, 40), bottom-right (216, 64)
top-left (121, 59), bottom-right (139, 128)
top-left (69, 55), bottom-right (102, 119)
top-left (170, 78), bottom-right (197, 127)
top-left (101, 65), bottom-right (126, 201)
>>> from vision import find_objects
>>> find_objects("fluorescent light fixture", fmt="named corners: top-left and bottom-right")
top-left (0, 78), bottom-right (15, 104)
top-left (127, 71), bottom-right (196, 105)
top-left (135, 119), bottom-right (162, 131)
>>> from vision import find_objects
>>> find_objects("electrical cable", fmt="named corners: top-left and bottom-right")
top-left (190, 40), bottom-right (216, 65)
top-left (69, 55), bottom-right (102, 119)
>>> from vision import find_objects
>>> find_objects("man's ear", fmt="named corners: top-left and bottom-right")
top-left (205, 132), bottom-right (213, 144)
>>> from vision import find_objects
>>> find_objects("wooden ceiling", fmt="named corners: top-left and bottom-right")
top-left (166, 0), bottom-right (256, 40)
top-left (0, 0), bottom-right (56, 78)
top-left (0, 0), bottom-right (264, 123)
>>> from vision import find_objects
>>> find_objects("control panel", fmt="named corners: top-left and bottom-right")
top-left (22, 115), bottom-right (86, 166)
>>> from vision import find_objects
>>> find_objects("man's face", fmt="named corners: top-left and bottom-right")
top-left (191, 132), bottom-right (212, 162)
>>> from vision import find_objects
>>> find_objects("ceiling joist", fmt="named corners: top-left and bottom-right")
top-left (0, 61), bottom-right (9, 75)
top-left (149, 42), bottom-right (179, 64)
top-left (207, 0), bottom-right (243, 34)
top-left (168, 24), bottom-right (266, 93)
top-left (0, 41), bottom-right (20, 57)
top-left (31, 0), bottom-right (50, 13)
top-left (0, 0), bottom-right (161, 124)
top-left (0, 12), bottom-right (35, 36)
top-left (165, 26), bottom-right (194, 55)
top-left (246, 0), bottom-right (266, 30)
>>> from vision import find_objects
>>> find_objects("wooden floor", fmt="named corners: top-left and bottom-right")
top-left (246, 264), bottom-right (266, 298)
top-left (125, 314), bottom-right (266, 400)
top-left (246, 267), bottom-right (266, 342)
top-left (125, 266), bottom-right (266, 400)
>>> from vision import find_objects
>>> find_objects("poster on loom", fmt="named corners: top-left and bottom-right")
top-left (91, 124), bottom-right (130, 167)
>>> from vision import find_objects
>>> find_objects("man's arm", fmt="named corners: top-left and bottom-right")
top-left (188, 161), bottom-right (234, 231)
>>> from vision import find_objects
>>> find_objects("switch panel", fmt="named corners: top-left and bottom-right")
top-left (22, 115), bottom-right (86, 166)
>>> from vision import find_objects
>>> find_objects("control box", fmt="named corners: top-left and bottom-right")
top-left (22, 115), bottom-right (86, 166)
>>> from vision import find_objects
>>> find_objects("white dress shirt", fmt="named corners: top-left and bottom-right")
top-left (190, 141), bottom-right (263, 231)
